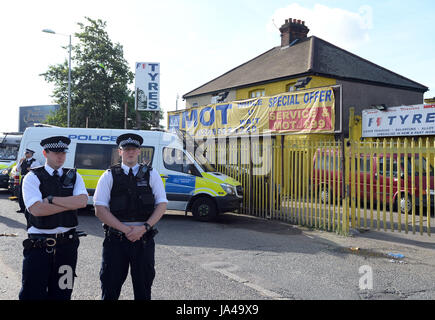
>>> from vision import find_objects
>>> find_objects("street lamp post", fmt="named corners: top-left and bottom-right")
top-left (42, 29), bottom-right (72, 128)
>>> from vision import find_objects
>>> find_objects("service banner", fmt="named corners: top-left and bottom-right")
top-left (168, 87), bottom-right (335, 138)
top-left (362, 103), bottom-right (435, 137)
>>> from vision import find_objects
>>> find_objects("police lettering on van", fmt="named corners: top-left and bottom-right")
top-left (68, 134), bottom-right (117, 142)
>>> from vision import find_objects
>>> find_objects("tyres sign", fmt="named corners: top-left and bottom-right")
top-left (135, 62), bottom-right (160, 111)
top-left (362, 104), bottom-right (435, 137)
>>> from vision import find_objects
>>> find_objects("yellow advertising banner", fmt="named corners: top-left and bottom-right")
top-left (168, 87), bottom-right (335, 138)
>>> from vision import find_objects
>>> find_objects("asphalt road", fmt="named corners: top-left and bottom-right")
top-left (1, 189), bottom-right (435, 301)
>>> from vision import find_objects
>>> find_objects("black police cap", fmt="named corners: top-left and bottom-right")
top-left (40, 136), bottom-right (71, 152)
top-left (116, 133), bottom-right (143, 148)
top-left (25, 148), bottom-right (35, 154)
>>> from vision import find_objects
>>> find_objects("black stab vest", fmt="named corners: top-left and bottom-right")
top-left (109, 164), bottom-right (155, 222)
top-left (20, 158), bottom-right (36, 177)
top-left (25, 166), bottom-right (78, 230)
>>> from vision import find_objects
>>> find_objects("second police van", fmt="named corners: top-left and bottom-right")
top-left (18, 126), bottom-right (243, 221)
top-left (0, 132), bottom-right (22, 191)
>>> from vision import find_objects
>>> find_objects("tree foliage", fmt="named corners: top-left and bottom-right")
top-left (41, 17), bottom-right (162, 129)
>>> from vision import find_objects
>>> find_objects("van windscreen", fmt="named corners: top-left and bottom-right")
top-left (0, 144), bottom-right (18, 160)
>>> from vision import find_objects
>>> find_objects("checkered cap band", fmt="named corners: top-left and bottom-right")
top-left (43, 140), bottom-right (69, 150)
top-left (120, 137), bottom-right (140, 147)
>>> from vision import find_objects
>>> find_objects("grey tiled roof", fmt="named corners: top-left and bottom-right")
top-left (183, 36), bottom-right (427, 98)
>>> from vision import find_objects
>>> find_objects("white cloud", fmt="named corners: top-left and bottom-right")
top-left (268, 3), bottom-right (373, 50)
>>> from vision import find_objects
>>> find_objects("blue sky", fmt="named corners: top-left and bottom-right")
top-left (0, 0), bottom-right (434, 132)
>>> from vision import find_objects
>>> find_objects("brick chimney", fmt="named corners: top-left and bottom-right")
top-left (279, 18), bottom-right (309, 47)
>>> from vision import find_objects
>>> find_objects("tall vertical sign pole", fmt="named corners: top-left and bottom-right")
top-left (124, 101), bottom-right (128, 129)
top-left (67, 34), bottom-right (71, 128)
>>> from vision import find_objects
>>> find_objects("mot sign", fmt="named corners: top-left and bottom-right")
top-left (135, 62), bottom-right (160, 111)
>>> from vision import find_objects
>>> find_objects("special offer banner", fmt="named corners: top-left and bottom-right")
top-left (168, 87), bottom-right (335, 138)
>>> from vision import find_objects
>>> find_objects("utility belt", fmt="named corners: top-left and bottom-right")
top-left (103, 225), bottom-right (158, 242)
top-left (23, 229), bottom-right (87, 252)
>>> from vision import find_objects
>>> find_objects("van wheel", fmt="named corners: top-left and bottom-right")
top-left (396, 193), bottom-right (412, 214)
top-left (192, 197), bottom-right (217, 222)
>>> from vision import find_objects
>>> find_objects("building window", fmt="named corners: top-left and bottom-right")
top-left (192, 102), bottom-right (199, 107)
top-left (211, 95), bottom-right (219, 104)
top-left (249, 89), bottom-right (265, 98)
top-left (286, 82), bottom-right (296, 92)
top-left (212, 91), bottom-right (229, 104)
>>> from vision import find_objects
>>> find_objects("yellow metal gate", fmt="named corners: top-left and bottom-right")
top-left (215, 135), bottom-right (435, 236)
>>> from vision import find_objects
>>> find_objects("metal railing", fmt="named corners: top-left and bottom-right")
top-left (214, 136), bottom-right (435, 236)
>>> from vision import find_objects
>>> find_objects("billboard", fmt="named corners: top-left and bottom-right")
top-left (135, 62), bottom-right (160, 111)
top-left (168, 87), bottom-right (335, 138)
top-left (19, 105), bottom-right (59, 132)
top-left (362, 104), bottom-right (435, 137)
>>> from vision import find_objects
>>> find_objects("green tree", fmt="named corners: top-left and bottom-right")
top-left (41, 17), bottom-right (162, 129)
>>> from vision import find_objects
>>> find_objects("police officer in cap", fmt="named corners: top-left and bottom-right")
top-left (19, 136), bottom-right (88, 300)
top-left (16, 148), bottom-right (41, 213)
top-left (94, 133), bottom-right (167, 300)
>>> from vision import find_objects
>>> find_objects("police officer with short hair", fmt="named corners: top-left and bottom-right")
top-left (19, 136), bottom-right (88, 300)
top-left (16, 148), bottom-right (40, 213)
top-left (94, 133), bottom-right (167, 300)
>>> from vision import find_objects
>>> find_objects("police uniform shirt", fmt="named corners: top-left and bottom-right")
top-left (93, 163), bottom-right (168, 226)
top-left (22, 164), bottom-right (88, 234)
top-left (16, 158), bottom-right (41, 172)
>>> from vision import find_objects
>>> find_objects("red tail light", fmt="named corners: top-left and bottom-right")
top-left (14, 175), bottom-right (20, 186)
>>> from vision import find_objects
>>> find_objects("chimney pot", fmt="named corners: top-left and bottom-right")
top-left (279, 18), bottom-right (309, 47)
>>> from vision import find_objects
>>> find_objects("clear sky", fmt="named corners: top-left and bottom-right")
top-left (1, 0), bottom-right (434, 132)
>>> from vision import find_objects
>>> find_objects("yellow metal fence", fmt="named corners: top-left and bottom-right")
top-left (215, 136), bottom-right (435, 236)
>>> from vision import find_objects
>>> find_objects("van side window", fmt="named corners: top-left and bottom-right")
top-left (406, 155), bottom-right (434, 177)
top-left (378, 158), bottom-right (398, 177)
top-left (315, 155), bottom-right (328, 169)
top-left (139, 147), bottom-right (154, 166)
top-left (359, 158), bottom-right (371, 172)
top-left (163, 147), bottom-right (198, 175)
top-left (75, 144), bottom-right (115, 169)
top-left (315, 154), bottom-right (340, 170)
top-left (75, 143), bottom-right (154, 170)
top-left (324, 156), bottom-right (329, 170)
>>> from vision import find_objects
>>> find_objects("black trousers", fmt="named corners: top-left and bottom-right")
top-left (19, 237), bottom-right (80, 300)
top-left (18, 182), bottom-right (25, 211)
top-left (100, 236), bottom-right (155, 300)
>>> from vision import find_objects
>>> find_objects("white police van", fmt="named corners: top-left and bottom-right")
top-left (18, 126), bottom-right (243, 221)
